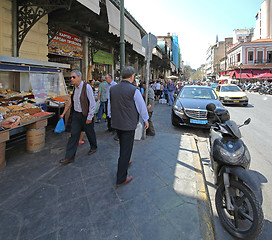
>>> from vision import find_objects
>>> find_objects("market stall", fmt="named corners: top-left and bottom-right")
top-left (0, 55), bottom-right (70, 170)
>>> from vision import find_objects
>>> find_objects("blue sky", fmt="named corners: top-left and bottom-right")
top-left (125, 0), bottom-right (264, 69)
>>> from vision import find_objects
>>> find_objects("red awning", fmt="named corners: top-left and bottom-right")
top-left (251, 70), bottom-right (268, 76)
top-left (236, 72), bottom-right (253, 79)
top-left (229, 71), bottom-right (235, 78)
top-left (253, 73), bottom-right (272, 79)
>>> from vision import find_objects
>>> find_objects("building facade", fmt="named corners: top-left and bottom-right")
top-left (1, 0), bottom-right (174, 84)
top-left (254, 0), bottom-right (272, 40)
top-left (226, 39), bottom-right (272, 80)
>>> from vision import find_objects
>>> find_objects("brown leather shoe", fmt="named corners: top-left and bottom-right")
top-left (88, 149), bottom-right (97, 155)
top-left (116, 175), bottom-right (133, 186)
top-left (59, 158), bottom-right (74, 165)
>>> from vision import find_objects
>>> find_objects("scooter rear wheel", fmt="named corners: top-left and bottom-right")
top-left (215, 180), bottom-right (264, 239)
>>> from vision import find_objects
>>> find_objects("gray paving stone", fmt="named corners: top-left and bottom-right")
top-left (87, 187), bottom-right (121, 214)
top-left (139, 173), bottom-right (167, 192)
top-left (78, 161), bottom-right (107, 179)
top-left (92, 204), bottom-right (132, 239)
top-left (84, 173), bottom-right (114, 194)
top-left (0, 176), bottom-right (32, 204)
top-left (58, 196), bottom-right (92, 227)
top-left (57, 179), bottom-right (86, 203)
top-left (0, 209), bottom-right (20, 240)
top-left (115, 177), bottom-right (146, 202)
top-left (41, 165), bottom-right (82, 186)
top-left (20, 207), bottom-right (58, 240)
top-left (173, 162), bottom-right (198, 180)
top-left (123, 194), bottom-right (161, 226)
top-left (33, 231), bottom-right (58, 240)
top-left (164, 203), bottom-right (202, 240)
top-left (13, 184), bottom-right (57, 216)
top-left (108, 229), bottom-right (140, 240)
top-left (152, 165), bottom-right (176, 186)
top-left (59, 222), bottom-right (97, 240)
top-left (148, 186), bottom-right (185, 212)
top-left (137, 215), bottom-right (181, 240)
top-left (172, 178), bottom-right (198, 204)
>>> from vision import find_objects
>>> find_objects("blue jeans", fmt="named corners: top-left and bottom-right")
top-left (97, 102), bottom-right (106, 121)
top-left (168, 91), bottom-right (174, 106)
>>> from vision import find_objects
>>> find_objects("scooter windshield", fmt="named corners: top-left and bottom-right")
top-left (225, 120), bottom-right (242, 139)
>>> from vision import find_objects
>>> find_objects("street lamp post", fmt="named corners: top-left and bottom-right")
top-left (239, 63), bottom-right (243, 84)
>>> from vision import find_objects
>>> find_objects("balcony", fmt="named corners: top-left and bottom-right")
top-left (254, 59), bottom-right (272, 64)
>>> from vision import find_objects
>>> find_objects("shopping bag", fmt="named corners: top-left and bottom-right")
top-left (54, 118), bottom-right (65, 133)
top-left (102, 113), bottom-right (107, 119)
top-left (94, 100), bottom-right (100, 114)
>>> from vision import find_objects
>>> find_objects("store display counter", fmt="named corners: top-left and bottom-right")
top-left (0, 113), bottom-right (54, 170)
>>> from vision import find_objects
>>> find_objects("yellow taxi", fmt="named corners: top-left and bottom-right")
top-left (215, 84), bottom-right (248, 106)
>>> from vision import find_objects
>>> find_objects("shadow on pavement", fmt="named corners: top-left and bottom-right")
top-left (0, 103), bottom-right (214, 240)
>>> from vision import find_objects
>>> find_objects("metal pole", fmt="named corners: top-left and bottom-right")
top-left (12, 0), bottom-right (18, 57)
top-left (143, 33), bottom-right (151, 139)
top-left (120, 0), bottom-right (125, 74)
top-left (240, 66), bottom-right (241, 83)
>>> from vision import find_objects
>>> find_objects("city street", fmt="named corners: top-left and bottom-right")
top-left (195, 92), bottom-right (272, 240)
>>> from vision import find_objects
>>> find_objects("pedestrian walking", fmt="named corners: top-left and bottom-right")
top-left (109, 66), bottom-right (149, 186)
top-left (155, 81), bottom-right (161, 101)
top-left (163, 83), bottom-right (169, 103)
top-left (60, 94), bottom-right (85, 146)
top-left (167, 79), bottom-right (176, 106)
top-left (143, 82), bottom-right (155, 136)
top-left (96, 76), bottom-right (108, 123)
top-left (59, 70), bottom-right (97, 165)
top-left (105, 73), bottom-right (117, 132)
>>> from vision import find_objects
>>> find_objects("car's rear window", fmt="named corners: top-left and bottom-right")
top-left (221, 85), bottom-right (242, 92)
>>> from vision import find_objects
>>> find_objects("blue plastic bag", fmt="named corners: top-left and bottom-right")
top-left (54, 118), bottom-right (65, 133)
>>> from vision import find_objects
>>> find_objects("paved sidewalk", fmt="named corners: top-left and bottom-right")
top-left (0, 103), bottom-right (214, 240)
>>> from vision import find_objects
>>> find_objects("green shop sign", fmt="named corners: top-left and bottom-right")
top-left (93, 50), bottom-right (113, 65)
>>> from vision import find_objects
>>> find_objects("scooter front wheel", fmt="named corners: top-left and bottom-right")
top-left (215, 180), bottom-right (264, 239)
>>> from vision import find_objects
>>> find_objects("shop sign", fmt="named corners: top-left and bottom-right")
top-left (48, 31), bottom-right (83, 59)
top-left (93, 50), bottom-right (113, 65)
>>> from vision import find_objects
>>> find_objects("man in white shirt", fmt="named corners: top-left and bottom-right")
top-left (105, 73), bottom-right (117, 132)
top-left (60, 70), bottom-right (97, 165)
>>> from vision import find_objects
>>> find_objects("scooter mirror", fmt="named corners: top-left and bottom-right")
top-left (244, 118), bottom-right (251, 125)
top-left (206, 103), bottom-right (216, 112)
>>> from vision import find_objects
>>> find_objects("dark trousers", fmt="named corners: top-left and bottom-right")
top-left (116, 129), bottom-right (135, 184)
top-left (146, 112), bottom-right (155, 136)
top-left (65, 111), bottom-right (97, 159)
top-left (105, 100), bottom-right (113, 131)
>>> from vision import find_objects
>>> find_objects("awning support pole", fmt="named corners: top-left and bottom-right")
top-left (120, 0), bottom-right (125, 74)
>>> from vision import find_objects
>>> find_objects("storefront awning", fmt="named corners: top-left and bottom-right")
top-left (0, 55), bottom-right (70, 70)
top-left (105, 0), bottom-right (144, 56)
top-left (76, 0), bottom-right (100, 15)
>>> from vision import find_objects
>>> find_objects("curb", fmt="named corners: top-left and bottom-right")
top-left (190, 136), bottom-right (215, 240)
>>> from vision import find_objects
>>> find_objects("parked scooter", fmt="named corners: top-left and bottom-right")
top-left (206, 103), bottom-right (264, 239)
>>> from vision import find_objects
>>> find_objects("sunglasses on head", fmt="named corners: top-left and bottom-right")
top-left (70, 76), bottom-right (76, 79)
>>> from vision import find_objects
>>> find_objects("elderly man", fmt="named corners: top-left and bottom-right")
top-left (110, 66), bottom-right (149, 186)
top-left (96, 76), bottom-right (108, 123)
top-left (59, 70), bottom-right (97, 165)
top-left (105, 73), bottom-right (117, 132)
